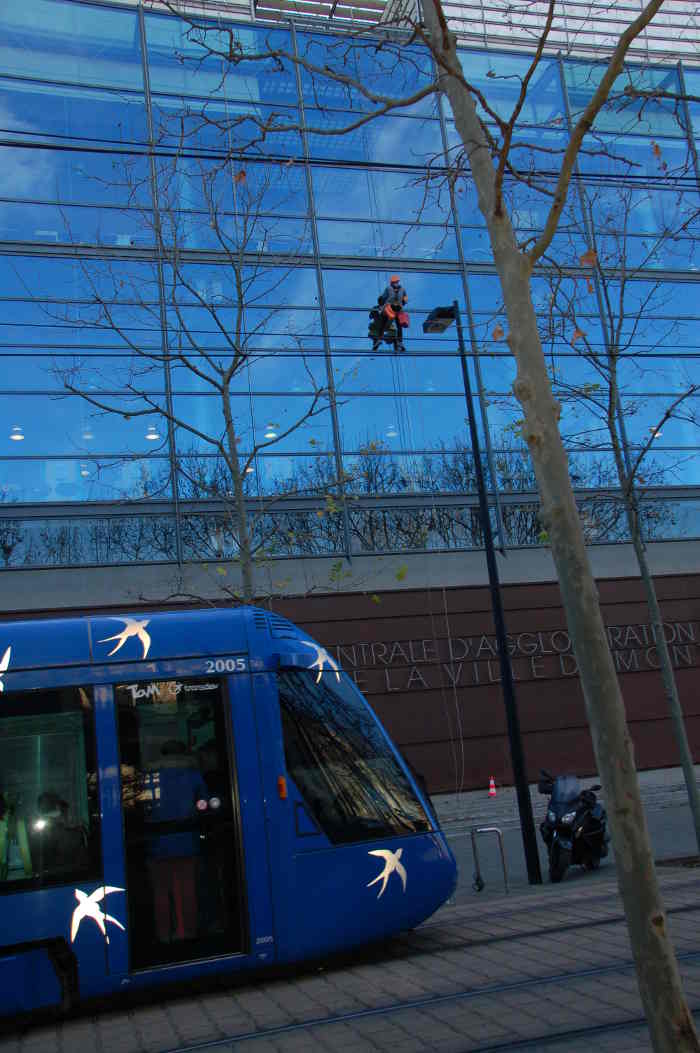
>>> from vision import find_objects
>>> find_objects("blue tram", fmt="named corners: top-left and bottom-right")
top-left (0, 607), bottom-right (456, 1015)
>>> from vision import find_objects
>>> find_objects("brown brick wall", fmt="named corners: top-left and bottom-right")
top-left (275, 574), bottom-right (700, 793)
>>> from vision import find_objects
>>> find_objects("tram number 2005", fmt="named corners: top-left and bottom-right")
top-left (205, 657), bottom-right (247, 673)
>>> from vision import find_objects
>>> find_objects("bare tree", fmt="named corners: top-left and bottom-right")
top-left (54, 154), bottom-right (349, 602)
top-left (141, 2), bottom-right (700, 1045)
top-left (542, 166), bottom-right (700, 851)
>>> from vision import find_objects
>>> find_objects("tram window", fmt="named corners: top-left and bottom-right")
top-left (277, 670), bottom-right (431, 844)
top-left (0, 687), bottom-right (100, 891)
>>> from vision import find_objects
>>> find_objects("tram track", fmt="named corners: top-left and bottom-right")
top-left (161, 950), bottom-right (700, 1053)
top-left (372, 892), bottom-right (700, 966)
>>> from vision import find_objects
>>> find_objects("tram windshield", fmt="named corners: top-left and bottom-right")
top-left (277, 669), bottom-right (431, 844)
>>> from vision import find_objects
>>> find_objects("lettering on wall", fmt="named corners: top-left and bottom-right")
top-left (332, 622), bottom-right (698, 695)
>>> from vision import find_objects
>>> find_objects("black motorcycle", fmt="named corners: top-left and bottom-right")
top-left (538, 770), bottom-right (609, 882)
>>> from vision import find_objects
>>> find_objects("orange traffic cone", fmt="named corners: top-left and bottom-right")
top-left (488, 776), bottom-right (497, 797)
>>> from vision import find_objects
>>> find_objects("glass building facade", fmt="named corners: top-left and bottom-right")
top-left (1, 0), bottom-right (699, 573)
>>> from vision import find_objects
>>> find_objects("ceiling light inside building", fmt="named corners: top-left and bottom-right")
top-left (386, 425), bottom-right (397, 438)
top-left (80, 464), bottom-right (90, 478)
top-left (9, 425), bottom-right (24, 441)
top-left (264, 423), bottom-right (278, 439)
top-left (145, 424), bottom-right (160, 441)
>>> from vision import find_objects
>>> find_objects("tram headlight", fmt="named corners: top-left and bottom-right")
top-left (33, 818), bottom-right (48, 831)
top-left (561, 810), bottom-right (577, 825)
top-left (195, 798), bottom-right (208, 812)
top-left (209, 796), bottom-right (221, 810)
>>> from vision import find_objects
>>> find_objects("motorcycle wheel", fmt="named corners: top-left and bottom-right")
top-left (549, 844), bottom-right (571, 883)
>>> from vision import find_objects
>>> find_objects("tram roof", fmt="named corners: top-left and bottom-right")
top-left (0, 606), bottom-right (306, 673)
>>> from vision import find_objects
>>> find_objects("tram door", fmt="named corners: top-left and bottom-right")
top-left (115, 677), bottom-right (245, 970)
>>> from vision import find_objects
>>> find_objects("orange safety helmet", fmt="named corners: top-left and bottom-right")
top-left (389, 274), bottom-right (401, 285)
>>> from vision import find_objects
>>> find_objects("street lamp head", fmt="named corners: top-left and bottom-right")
top-left (423, 305), bottom-right (457, 334)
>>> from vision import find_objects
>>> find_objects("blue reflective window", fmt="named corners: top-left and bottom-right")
top-left (151, 96), bottom-right (301, 157)
top-left (0, 513), bottom-right (175, 564)
top-left (305, 111), bottom-right (441, 165)
top-left (0, 396), bottom-right (168, 457)
top-left (0, 203), bottom-right (154, 251)
top-left (565, 60), bottom-right (685, 137)
top-left (160, 208), bottom-right (312, 254)
top-left (297, 32), bottom-right (436, 116)
top-left (0, 258), bottom-right (163, 355)
top-left (618, 394), bottom-right (700, 447)
top-left (0, 354), bottom-right (167, 395)
top-left (317, 220), bottom-right (457, 261)
top-left (156, 157), bottom-right (308, 217)
top-left (335, 352), bottom-right (461, 395)
top-left (0, 77), bottom-right (148, 147)
top-left (312, 166), bottom-right (449, 223)
top-left (0, 459), bottom-right (172, 504)
top-left (171, 395), bottom-right (333, 454)
top-left (164, 263), bottom-right (315, 307)
top-left (455, 50), bottom-right (564, 125)
top-left (170, 351), bottom-right (328, 394)
top-left (338, 395), bottom-right (467, 452)
top-left (146, 16), bottom-right (296, 105)
top-left (0, 148), bottom-right (151, 209)
top-left (1, 0), bottom-right (143, 89)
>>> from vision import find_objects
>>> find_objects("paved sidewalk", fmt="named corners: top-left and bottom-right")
top-left (433, 764), bottom-right (700, 832)
top-left (1, 864), bottom-right (698, 1053)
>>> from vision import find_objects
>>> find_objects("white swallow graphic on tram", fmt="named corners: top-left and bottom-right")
top-left (0, 646), bottom-right (11, 691)
top-left (98, 617), bottom-right (151, 659)
top-left (299, 639), bottom-right (341, 683)
top-left (70, 886), bottom-right (125, 944)
top-left (367, 848), bottom-right (407, 899)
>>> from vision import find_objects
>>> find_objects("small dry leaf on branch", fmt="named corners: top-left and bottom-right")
top-left (651, 141), bottom-right (662, 159)
top-left (579, 249), bottom-right (597, 267)
top-left (234, 170), bottom-right (247, 184)
top-left (492, 324), bottom-right (505, 340)
top-left (572, 327), bottom-right (586, 344)
top-left (586, 279), bottom-right (594, 293)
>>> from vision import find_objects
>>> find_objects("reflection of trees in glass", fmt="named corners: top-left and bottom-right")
top-left (50, 154), bottom-right (340, 601)
top-left (543, 177), bottom-right (700, 853)
top-left (278, 670), bottom-right (428, 844)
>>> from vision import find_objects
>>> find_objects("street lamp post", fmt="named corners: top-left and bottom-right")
top-left (424, 302), bottom-right (542, 885)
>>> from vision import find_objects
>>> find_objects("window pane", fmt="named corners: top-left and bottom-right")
top-left (0, 686), bottom-right (100, 891)
top-left (0, 513), bottom-right (177, 566)
top-left (298, 33), bottom-right (435, 114)
top-left (312, 166), bottom-right (448, 223)
top-left (0, 77), bottom-right (148, 146)
top-left (565, 60), bottom-right (686, 137)
top-left (146, 16), bottom-right (295, 104)
top-left (305, 111), bottom-right (441, 164)
top-left (455, 50), bottom-right (564, 125)
top-left (277, 668), bottom-right (430, 845)
top-left (1, 0), bottom-right (143, 89)
top-left (0, 458), bottom-right (172, 504)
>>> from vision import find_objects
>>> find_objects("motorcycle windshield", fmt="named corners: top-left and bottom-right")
top-left (551, 774), bottom-right (581, 804)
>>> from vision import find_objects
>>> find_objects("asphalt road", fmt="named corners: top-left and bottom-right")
top-left (446, 797), bottom-right (699, 902)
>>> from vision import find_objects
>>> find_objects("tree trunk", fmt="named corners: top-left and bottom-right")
top-left (628, 503), bottom-right (700, 853)
top-left (222, 391), bottom-right (255, 604)
top-left (421, 3), bottom-right (699, 1048)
